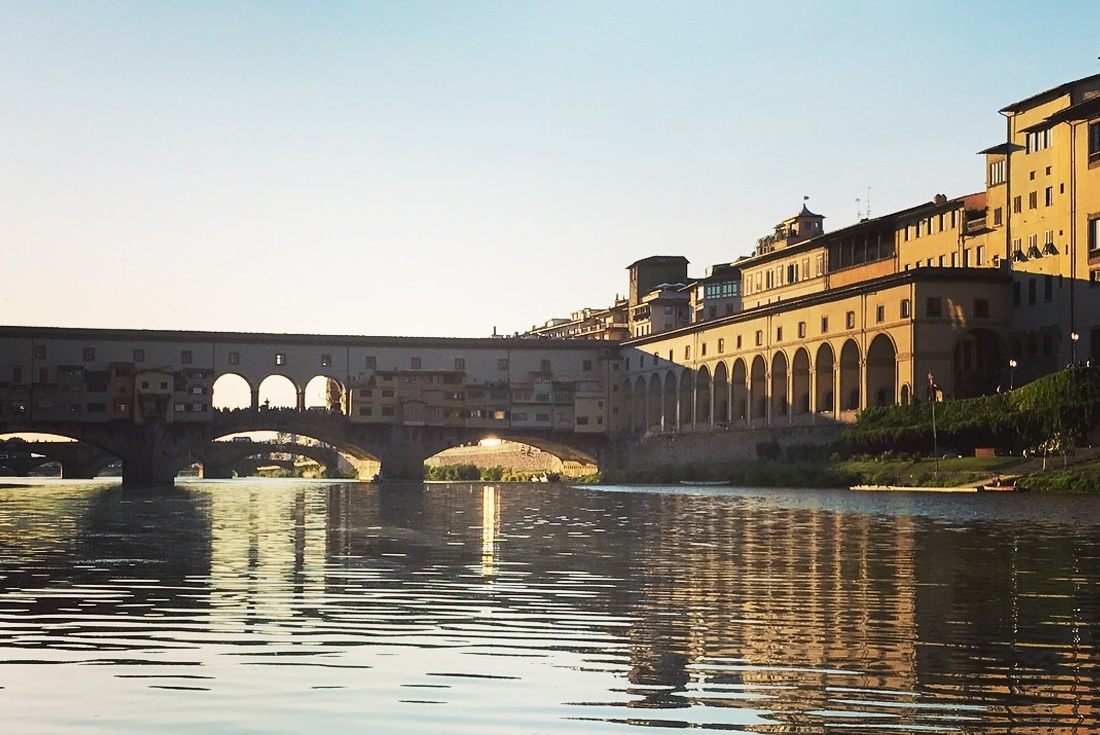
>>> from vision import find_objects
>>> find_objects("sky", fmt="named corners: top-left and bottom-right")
top-left (2, 1), bottom-right (1098, 339)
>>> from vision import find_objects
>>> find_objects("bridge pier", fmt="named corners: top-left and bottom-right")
top-left (115, 421), bottom-right (205, 486)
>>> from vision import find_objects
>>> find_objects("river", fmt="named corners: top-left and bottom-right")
top-left (1, 477), bottom-right (1098, 734)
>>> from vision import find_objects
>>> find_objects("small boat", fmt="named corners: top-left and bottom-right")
top-left (680, 480), bottom-right (731, 486)
top-left (978, 479), bottom-right (1021, 492)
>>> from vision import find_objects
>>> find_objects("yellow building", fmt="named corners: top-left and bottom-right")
top-left (612, 73), bottom-right (1100, 434)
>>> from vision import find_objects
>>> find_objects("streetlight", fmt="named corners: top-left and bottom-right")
top-left (1008, 359), bottom-right (1017, 390)
top-left (1071, 331), bottom-right (1080, 366)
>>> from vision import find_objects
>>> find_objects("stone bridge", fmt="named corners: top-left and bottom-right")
top-left (0, 409), bottom-right (612, 484)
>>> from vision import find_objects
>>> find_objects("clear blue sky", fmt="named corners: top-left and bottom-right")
top-left (2, 1), bottom-right (1096, 337)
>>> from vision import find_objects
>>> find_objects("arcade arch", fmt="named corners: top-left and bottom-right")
top-left (770, 351), bottom-right (788, 419)
top-left (839, 340), bottom-right (861, 411)
top-left (866, 334), bottom-right (898, 407)
top-left (212, 373), bottom-right (252, 410)
top-left (792, 348), bottom-right (810, 416)
top-left (815, 343), bottom-right (835, 414)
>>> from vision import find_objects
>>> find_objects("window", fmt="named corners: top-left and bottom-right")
top-left (1045, 186), bottom-right (1054, 206)
top-left (1028, 191), bottom-right (1037, 210)
top-left (1026, 127), bottom-right (1052, 153)
top-left (275, 353), bottom-right (286, 366)
top-left (498, 358), bottom-right (508, 371)
top-left (1090, 120), bottom-right (1100, 164)
top-left (989, 159), bottom-right (1005, 185)
top-left (736, 335), bottom-right (742, 349)
top-left (359, 407), bottom-right (373, 416)
top-left (226, 351), bottom-right (238, 365)
top-left (1089, 217), bottom-right (1100, 253)
top-left (976, 246), bottom-right (984, 265)
top-left (717, 338), bottom-right (725, 353)
top-left (381, 406), bottom-right (395, 417)
top-left (34, 345), bottom-right (46, 359)
top-left (974, 299), bottom-right (990, 318)
top-left (1043, 334), bottom-right (1054, 359)
top-left (180, 350), bottom-right (193, 364)
top-left (381, 388), bottom-right (395, 398)
top-left (821, 316), bottom-right (829, 334)
top-left (816, 254), bottom-right (824, 277)
top-left (540, 359), bottom-right (551, 371)
top-left (926, 298), bottom-right (942, 317)
top-left (701, 343), bottom-right (707, 356)
top-left (755, 330), bottom-right (763, 346)
top-left (684, 345), bottom-right (691, 360)
top-left (1044, 274), bottom-right (1053, 301)
top-left (900, 299), bottom-right (911, 318)
top-left (582, 359), bottom-right (592, 372)
top-left (951, 252), bottom-right (958, 267)
top-left (1028, 277), bottom-right (1037, 305)
top-left (321, 354), bottom-right (331, 367)
top-left (360, 388), bottom-right (373, 398)
top-left (1013, 195), bottom-right (1022, 214)
top-left (12, 367), bottom-right (22, 383)
top-left (993, 207), bottom-right (1003, 226)
top-left (133, 348), bottom-right (145, 363)
top-left (454, 358), bottom-right (465, 371)
top-left (798, 321), bottom-right (806, 339)
top-left (776, 327), bottom-right (783, 342)
top-left (845, 311), bottom-right (856, 329)
top-left (365, 356), bottom-right (377, 369)
top-left (83, 347), bottom-right (95, 361)
top-left (1013, 281), bottom-right (1021, 306)
top-left (411, 356), bottom-right (421, 369)
top-left (875, 305), bottom-right (885, 323)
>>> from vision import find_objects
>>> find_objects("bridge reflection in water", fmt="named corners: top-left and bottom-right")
top-left (1, 478), bottom-right (1097, 733)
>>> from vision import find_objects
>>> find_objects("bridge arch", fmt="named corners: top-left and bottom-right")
top-left (258, 374), bottom-right (301, 410)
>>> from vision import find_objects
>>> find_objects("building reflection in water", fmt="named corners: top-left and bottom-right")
top-left (7, 480), bottom-right (1094, 733)
top-left (481, 484), bottom-right (498, 578)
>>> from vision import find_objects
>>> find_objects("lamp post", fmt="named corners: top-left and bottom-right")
top-left (1009, 359), bottom-right (1017, 390)
top-left (1071, 331), bottom-right (1080, 366)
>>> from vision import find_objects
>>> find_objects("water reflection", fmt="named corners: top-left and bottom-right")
top-left (0, 478), bottom-right (1099, 734)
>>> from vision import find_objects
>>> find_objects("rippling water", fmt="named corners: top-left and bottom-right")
top-left (2, 478), bottom-right (1099, 734)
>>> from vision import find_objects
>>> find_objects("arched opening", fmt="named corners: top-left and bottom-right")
top-left (425, 438), bottom-right (598, 481)
top-left (866, 334), bottom-right (897, 407)
top-left (662, 372), bottom-right (677, 431)
top-left (258, 375), bottom-right (299, 410)
top-left (212, 373), bottom-right (253, 411)
top-left (839, 340), bottom-right (861, 412)
top-left (695, 365), bottom-right (711, 426)
top-left (678, 370), bottom-right (693, 429)
top-left (952, 328), bottom-right (1004, 399)
top-left (713, 362), bottom-right (729, 426)
top-left (901, 384), bottom-right (911, 405)
top-left (622, 378), bottom-right (635, 432)
top-left (791, 348), bottom-right (810, 416)
top-left (815, 343), bottom-right (835, 414)
top-left (750, 356), bottom-right (767, 420)
top-left (771, 351), bottom-right (788, 418)
top-left (205, 430), bottom-right (380, 480)
top-left (731, 358), bottom-right (748, 421)
top-left (647, 374), bottom-right (662, 433)
top-left (0, 432), bottom-right (120, 478)
top-left (304, 375), bottom-right (346, 414)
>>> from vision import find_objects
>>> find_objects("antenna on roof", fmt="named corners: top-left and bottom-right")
top-left (856, 197), bottom-right (862, 220)
top-left (866, 187), bottom-right (872, 218)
